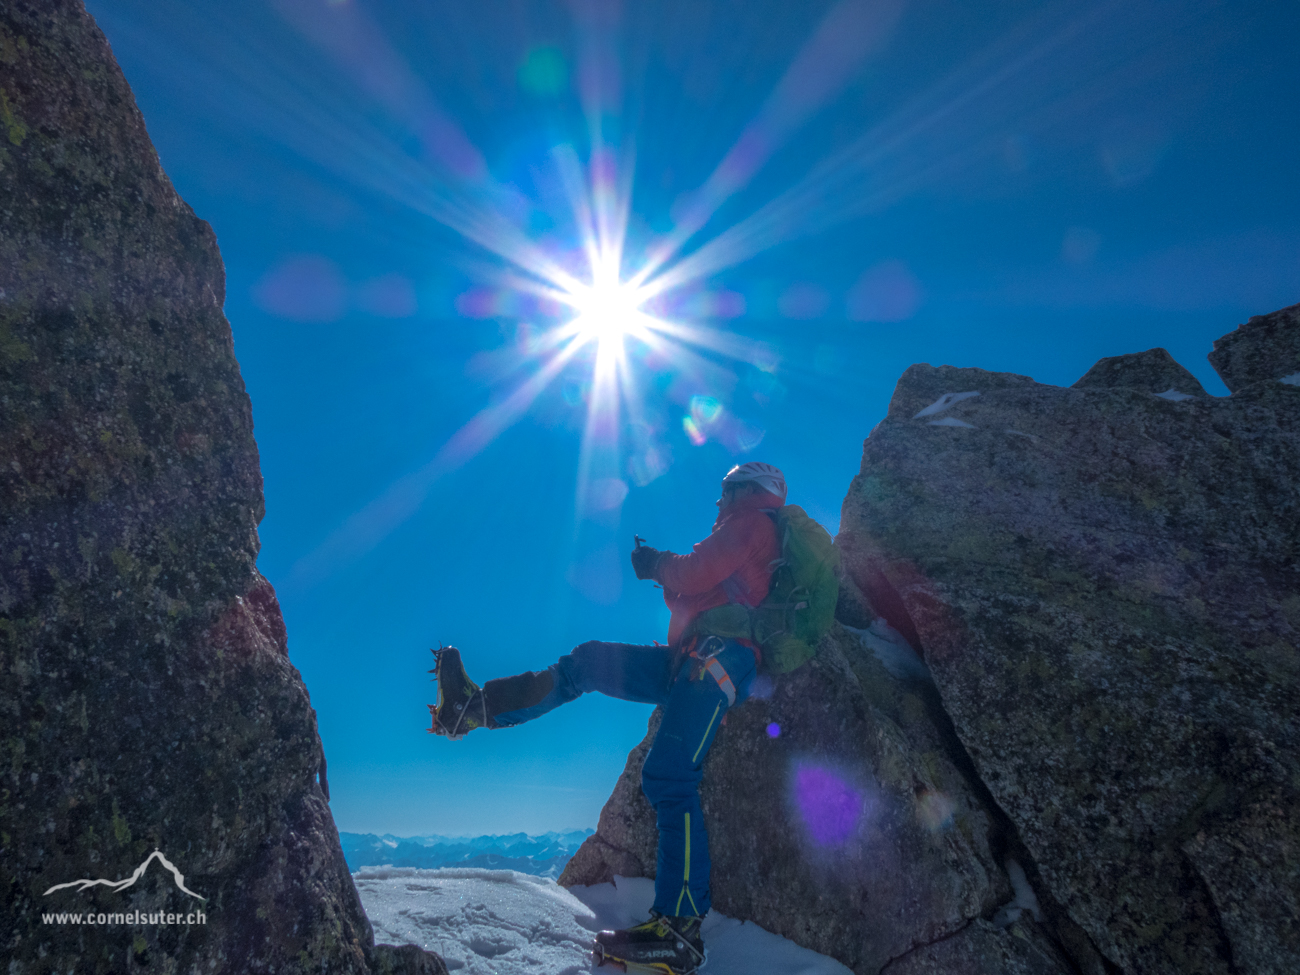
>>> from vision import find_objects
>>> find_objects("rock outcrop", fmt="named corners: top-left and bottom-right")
top-left (0, 3), bottom-right (444, 972)
top-left (1071, 346), bottom-right (1207, 397)
top-left (1208, 301), bottom-right (1300, 391)
top-left (839, 319), bottom-right (1298, 974)
top-left (566, 305), bottom-right (1299, 975)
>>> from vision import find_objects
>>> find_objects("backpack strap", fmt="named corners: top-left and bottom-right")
top-left (702, 655), bottom-right (737, 706)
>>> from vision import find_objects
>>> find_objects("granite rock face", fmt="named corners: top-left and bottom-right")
top-left (561, 624), bottom-right (1072, 975)
top-left (883, 919), bottom-right (1074, 975)
top-left (1071, 346), bottom-right (1207, 396)
top-left (0, 3), bottom-right (443, 972)
top-left (1208, 301), bottom-right (1300, 391)
top-left (839, 322), bottom-right (1299, 974)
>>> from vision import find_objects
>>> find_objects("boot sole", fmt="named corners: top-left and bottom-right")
top-left (592, 943), bottom-right (697, 975)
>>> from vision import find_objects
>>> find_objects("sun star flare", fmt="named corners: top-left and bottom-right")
top-left (565, 265), bottom-right (652, 349)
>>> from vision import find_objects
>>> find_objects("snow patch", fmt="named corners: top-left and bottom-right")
top-left (1005, 428), bottom-right (1038, 439)
top-left (355, 868), bottom-right (597, 974)
top-left (843, 619), bottom-right (932, 684)
top-left (991, 858), bottom-right (1044, 928)
top-left (1155, 388), bottom-right (1195, 401)
top-left (355, 868), bottom-right (853, 974)
top-left (1280, 372), bottom-right (1300, 386)
top-left (927, 417), bottom-right (976, 428)
top-left (914, 391), bottom-right (980, 418)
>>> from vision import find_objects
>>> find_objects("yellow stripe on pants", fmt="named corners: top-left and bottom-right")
top-left (675, 811), bottom-right (698, 916)
top-left (692, 704), bottom-right (722, 764)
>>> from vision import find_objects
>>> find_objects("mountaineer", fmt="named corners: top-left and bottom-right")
top-left (428, 461), bottom-right (837, 975)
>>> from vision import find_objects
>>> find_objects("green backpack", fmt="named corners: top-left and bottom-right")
top-left (688, 505), bottom-right (841, 674)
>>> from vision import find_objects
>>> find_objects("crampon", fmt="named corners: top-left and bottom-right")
top-left (427, 646), bottom-right (488, 739)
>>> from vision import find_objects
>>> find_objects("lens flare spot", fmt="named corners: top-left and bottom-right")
top-left (254, 255), bottom-right (346, 322)
top-left (847, 259), bottom-right (921, 323)
top-left (766, 722), bottom-right (781, 738)
top-left (357, 273), bottom-right (417, 318)
top-left (689, 395), bottom-right (722, 423)
top-left (916, 789), bottom-right (956, 832)
top-left (795, 766), bottom-right (862, 847)
top-left (778, 282), bottom-right (830, 320)
top-left (682, 415), bottom-right (707, 446)
top-left (561, 381), bottom-right (586, 406)
top-left (586, 477), bottom-right (629, 512)
top-left (628, 446), bottom-right (671, 486)
top-left (750, 342), bottom-right (780, 373)
top-left (666, 289), bottom-right (747, 319)
top-left (749, 370), bottom-right (786, 406)
top-left (456, 286), bottom-right (516, 319)
top-left (733, 422), bottom-right (765, 453)
top-left (519, 46), bottom-right (567, 97)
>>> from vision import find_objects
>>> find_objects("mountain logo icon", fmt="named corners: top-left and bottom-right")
top-left (43, 849), bottom-right (206, 902)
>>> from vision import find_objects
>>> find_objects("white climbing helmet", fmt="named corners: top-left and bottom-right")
top-left (722, 462), bottom-right (787, 502)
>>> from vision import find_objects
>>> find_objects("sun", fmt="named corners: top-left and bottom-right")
top-left (571, 279), bottom-right (642, 343)
top-left (562, 256), bottom-right (652, 350)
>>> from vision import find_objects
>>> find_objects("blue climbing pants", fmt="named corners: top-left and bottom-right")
top-left (493, 638), bottom-right (756, 917)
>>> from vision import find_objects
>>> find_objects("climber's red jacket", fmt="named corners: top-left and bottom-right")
top-left (655, 489), bottom-right (783, 649)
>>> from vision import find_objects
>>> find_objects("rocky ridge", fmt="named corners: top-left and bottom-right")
top-left (0, 3), bottom-right (444, 972)
top-left (563, 303), bottom-right (1299, 975)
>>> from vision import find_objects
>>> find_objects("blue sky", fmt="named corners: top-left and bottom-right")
top-left (86, 0), bottom-right (1299, 835)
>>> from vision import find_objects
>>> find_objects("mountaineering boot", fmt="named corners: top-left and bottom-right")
top-left (482, 669), bottom-right (554, 726)
top-left (428, 647), bottom-right (489, 739)
top-left (593, 912), bottom-right (705, 975)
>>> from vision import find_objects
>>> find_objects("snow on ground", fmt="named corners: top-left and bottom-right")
top-left (355, 867), bottom-right (852, 975)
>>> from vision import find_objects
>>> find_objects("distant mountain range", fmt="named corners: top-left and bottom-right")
top-left (339, 829), bottom-right (595, 879)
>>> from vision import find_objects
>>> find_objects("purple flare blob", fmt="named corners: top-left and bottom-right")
top-left (795, 767), bottom-right (861, 846)
top-left (766, 722), bottom-right (781, 738)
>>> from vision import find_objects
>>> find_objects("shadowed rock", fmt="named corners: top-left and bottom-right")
top-left (883, 919), bottom-right (1074, 975)
top-left (1071, 347), bottom-right (1208, 396)
top-left (839, 319), bottom-right (1299, 974)
top-left (1208, 301), bottom-right (1300, 392)
top-left (0, 3), bottom-right (443, 972)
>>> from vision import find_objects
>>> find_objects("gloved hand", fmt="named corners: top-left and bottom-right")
top-left (630, 545), bottom-right (664, 581)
